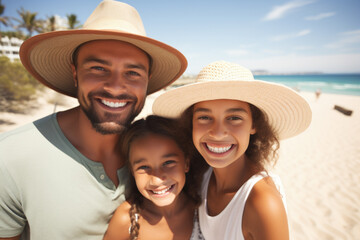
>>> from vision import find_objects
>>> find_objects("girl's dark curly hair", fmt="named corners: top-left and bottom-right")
top-left (179, 103), bottom-right (279, 173)
top-left (119, 115), bottom-right (208, 240)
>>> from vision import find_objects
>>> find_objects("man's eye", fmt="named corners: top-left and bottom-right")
top-left (128, 71), bottom-right (141, 76)
top-left (91, 66), bottom-right (105, 71)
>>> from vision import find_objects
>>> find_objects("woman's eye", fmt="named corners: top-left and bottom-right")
top-left (197, 115), bottom-right (211, 121)
top-left (228, 116), bottom-right (242, 121)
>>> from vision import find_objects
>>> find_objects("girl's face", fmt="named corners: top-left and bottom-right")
top-left (129, 133), bottom-right (189, 207)
top-left (192, 99), bottom-right (256, 169)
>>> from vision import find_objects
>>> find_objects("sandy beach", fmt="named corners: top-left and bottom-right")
top-left (1, 89), bottom-right (359, 239)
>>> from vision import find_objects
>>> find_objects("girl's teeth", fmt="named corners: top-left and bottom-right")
top-left (207, 144), bottom-right (232, 153)
top-left (101, 100), bottom-right (126, 108)
top-left (152, 186), bottom-right (172, 195)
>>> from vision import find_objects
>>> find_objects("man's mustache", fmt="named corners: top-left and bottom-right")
top-left (88, 91), bottom-right (137, 102)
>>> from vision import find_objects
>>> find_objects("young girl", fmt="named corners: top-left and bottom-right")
top-left (104, 115), bottom-right (207, 240)
top-left (152, 61), bottom-right (312, 240)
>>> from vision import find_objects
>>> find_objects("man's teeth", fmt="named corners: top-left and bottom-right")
top-left (207, 144), bottom-right (232, 153)
top-left (102, 100), bottom-right (127, 108)
top-left (152, 186), bottom-right (172, 195)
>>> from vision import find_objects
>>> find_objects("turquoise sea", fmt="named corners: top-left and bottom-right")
top-left (254, 74), bottom-right (360, 96)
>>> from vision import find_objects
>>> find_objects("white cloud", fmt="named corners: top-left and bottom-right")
top-left (224, 44), bottom-right (256, 56)
top-left (294, 46), bottom-right (313, 50)
top-left (264, 0), bottom-right (314, 21)
top-left (297, 29), bottom-right (311, 36)
top-left (262, 49), bottom-right (284, 55)
top-left (239, 53), bottom-right (360, 73)
top-left (343, 29), bottom-right (360, 37)
top-left (271, 29), bottom-right (311, 41)
top-left (325, 29), bottom-right (360, 49)
top-left (55, 15), bottom-right (68, 30)
top-left (305, 12), bottom-right (336, 20)
top-left (186, 53), bottom-right (360, 74)
top-left (225, 49), bottom-right (249, 56)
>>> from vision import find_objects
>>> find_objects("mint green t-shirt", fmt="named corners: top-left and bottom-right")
top-left (0, 113), bottom-right (128, 239)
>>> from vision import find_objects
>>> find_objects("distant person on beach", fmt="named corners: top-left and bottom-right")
top-left (315, 88), bottom-right (322, 100)
top-left (104, 115), bottom-right (207, 240)
top-left (153, 61), bottom-right (312, 239)
top-left (0, 1), bottom-right (186, 239)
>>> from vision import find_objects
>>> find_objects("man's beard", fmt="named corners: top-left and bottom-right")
top-left (79, 91), bottom-right (144, 135)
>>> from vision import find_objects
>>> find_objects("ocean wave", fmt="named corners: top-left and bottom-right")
top-left (332, 84), bottom-right (360, 90)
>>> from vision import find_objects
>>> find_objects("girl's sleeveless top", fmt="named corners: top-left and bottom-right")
top-left (130, 209), bottom-right (204, 239)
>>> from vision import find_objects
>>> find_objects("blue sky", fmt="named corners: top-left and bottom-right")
top-left (2, 0), bottom-right (360, 74)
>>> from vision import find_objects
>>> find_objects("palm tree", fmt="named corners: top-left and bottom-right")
top-left (38, 15), bottom-right (56, 33)
top-left (66, 14), bottom-right (80, 29)
top-left (0, 0), bottom-right (10, 38)
top-left (47, 15), bottom-right (56, 32)
top-left (13, 7), bottom-right (42, 38)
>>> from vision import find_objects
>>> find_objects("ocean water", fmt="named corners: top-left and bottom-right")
top-left (254, 74), bottom-right (360, 96)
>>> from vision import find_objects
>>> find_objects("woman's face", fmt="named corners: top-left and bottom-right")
top-left (192, 99), bottom-right (256, 169)
top-left (129, 133), bottom-right (189, 207)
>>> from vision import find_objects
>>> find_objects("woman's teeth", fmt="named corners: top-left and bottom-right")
top-left (206, 144), bottom-right (232, 153)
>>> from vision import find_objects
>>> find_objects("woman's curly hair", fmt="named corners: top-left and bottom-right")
top-left (247, 104), bottom-right (280, 171)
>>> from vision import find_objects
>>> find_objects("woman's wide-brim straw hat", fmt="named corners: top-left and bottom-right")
top-left (153, 61), bottom-right (312, 140)
top-left (20, 0), bottom-right (187, 97)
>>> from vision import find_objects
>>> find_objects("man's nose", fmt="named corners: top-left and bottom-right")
top-left (103, 72), bottom-right (127, 94)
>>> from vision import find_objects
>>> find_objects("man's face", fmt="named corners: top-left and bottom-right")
top-left (72, 40), bottom-right (150, 134)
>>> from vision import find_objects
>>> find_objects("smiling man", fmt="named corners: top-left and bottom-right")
top-left (73, 40), bottom-right (150, 135)
top-left (0, 1), bottom-right (186, 240)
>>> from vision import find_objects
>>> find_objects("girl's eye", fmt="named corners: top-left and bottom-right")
top-left (163, 160), bottom-right (176, 167)
top-left (137, 165), bottom-right (149, 171)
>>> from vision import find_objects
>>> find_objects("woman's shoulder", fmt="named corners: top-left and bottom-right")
top-left (242, 176), bottom-right (289, 238)
top-left (248, 176), bottom-right (283, 207)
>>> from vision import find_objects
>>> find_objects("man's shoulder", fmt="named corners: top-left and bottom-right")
top-left (0, 122), bottom-right (36, 142)
top-left (0, 113), bottom-right (55, 143)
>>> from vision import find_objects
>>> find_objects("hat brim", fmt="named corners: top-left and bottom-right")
top-left (152, 80), bottom-right (312, 140)
top-left (20, 29), bottom-right (187, 97)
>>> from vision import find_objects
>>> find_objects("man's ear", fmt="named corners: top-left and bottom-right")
top-left (71, 64), bottom-right (78, 87)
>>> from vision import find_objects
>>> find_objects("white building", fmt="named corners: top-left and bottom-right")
top-left (0, 36), bottom-right (23, 62)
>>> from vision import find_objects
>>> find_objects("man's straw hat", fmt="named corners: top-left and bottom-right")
top-left (153, 61), bottom-right (312, 140)
top-left (20, 0), bottom-right (187, 97)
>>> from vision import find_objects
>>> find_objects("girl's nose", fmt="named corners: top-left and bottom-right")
top-left (149, 170), bottom-right (166, 186)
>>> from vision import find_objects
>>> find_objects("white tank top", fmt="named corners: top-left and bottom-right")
top-left (198, 169), bottom-right (287, 240)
